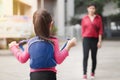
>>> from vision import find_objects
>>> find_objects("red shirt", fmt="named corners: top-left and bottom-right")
top-left (81, 15), bottom-right (103, 38)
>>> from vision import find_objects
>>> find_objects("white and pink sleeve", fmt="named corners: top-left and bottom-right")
top-left (10, 45), bottom-right (30, 63)
top-left (52, 38), bottom-right (69, 64)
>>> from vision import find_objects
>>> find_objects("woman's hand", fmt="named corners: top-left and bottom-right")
top-left (9, 41), bottom-right (18, 48)
top-left (65, 37), bottom-right (77, 51)
top-left (97, 41), bottom-right (102, 48)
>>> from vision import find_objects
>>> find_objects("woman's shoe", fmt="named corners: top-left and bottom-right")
top-left (91, 73), bottom-right (95, 79)
top-left (83, 75), bottom-right (87, 80)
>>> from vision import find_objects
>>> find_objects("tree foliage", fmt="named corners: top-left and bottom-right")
top-left (113, 0), bottom-right (120, 7)
top-left (75, 0), bottom-right (108, 15)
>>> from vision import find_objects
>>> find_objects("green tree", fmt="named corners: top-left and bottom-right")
top-left (113, 0), bottom-right (120, 7)
top-left (75, 0), bottom-right (83, 8)
top-left (75, 0), bottom-right (110, 15)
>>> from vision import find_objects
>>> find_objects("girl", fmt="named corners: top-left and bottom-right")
top-left (81, 2), bottom-right (103, 80)
top-left (9, 9), bottom-right (76, 80)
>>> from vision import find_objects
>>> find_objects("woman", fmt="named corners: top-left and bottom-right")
top-left (81, 2), bottom-right (103, 80)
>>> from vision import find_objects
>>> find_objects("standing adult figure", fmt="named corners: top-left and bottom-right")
top-left (81, 2), bottom-right (103, 80)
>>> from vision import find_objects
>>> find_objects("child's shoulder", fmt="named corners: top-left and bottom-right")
top-left (50, 36), bottom-right (59, 43)
top-left (50, 36), bottom-right (58, 40)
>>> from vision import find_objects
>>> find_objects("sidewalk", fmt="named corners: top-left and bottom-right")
top-left (0, 40), bottom-right (120, 80)
top-left (57, 40), bottom-right (120, 80)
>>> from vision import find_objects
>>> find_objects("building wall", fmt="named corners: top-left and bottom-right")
top-left (14, 0), bottom-right (37, 16)
top-left (66, 0), bottom-right (74, 21)
top-left (56, 0), bottom-right (65, 37)
top-left (0, 0), bottom-right (37, 16)
top-left (0, 0), bottom-right (38, 48)
top-left (0, 0), bottom-right (38, 38)
top-left (0, 0), bottom-right (13, 15)
top-left (0, 0), bottom-right (75, 37)
top-left (38, 0), bottom-right (75, 37)
top-left (44, 0), bottom-right (56, 16)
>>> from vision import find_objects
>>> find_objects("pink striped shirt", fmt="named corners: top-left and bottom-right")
top-left (10, 37), bottom-right (69, 73)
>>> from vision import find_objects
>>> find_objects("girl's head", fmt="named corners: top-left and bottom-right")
top-left (87, 2), bottom-right (97, 15)
top-left (33, 9), bottom-right (53, 42)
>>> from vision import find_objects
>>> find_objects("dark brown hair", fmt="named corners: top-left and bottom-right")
top-left (33, 9), bottom-right (52, 42)
top-left (87, 2), bottom-right (97, 9)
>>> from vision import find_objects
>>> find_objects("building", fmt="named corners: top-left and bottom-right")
top-left (0, 0), bottom-right (37, 38)
top-left (0, 0), bottom-right (37, 16)
top-left (0, 0), bottom-right (37, 48)
top-left (38, 0), bottom-right (75, 37)
top-left (0, 0), bottom-right (75, 48)
top-left (0, 0), bottom-right (75, 38)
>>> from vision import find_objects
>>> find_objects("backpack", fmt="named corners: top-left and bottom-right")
top-left (27, 36), bottom-right (56, 69)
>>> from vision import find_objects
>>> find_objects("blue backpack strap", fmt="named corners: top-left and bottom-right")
top-left (19, 40), bottom-right (28, 51)
top-left (28, 36), bottom-right (44, 48)
top-left (60, 39), bottom-right (70, 50)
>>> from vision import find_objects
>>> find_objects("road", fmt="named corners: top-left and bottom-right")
top-left (0, 40), bottom-right (120, 80)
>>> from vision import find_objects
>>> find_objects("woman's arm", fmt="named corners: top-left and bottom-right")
top-left (9, 41), bottom-right (30, 63)
top-left (81, 19), bottom-right (85, 38)
top-left (98, 16), bottom-right (103, 48)
top-left (99, 16), bottom-right (103, 36)
top-left (98, 35), bottom-right (102, 42)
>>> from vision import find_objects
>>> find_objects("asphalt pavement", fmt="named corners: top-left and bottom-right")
top-left (0, 40), bottom-right (120, 80)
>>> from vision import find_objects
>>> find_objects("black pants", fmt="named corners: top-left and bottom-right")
top-left (30, 71), bottom-right (56, 80)
top-left (83, 37), bottom-right (98, 75)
